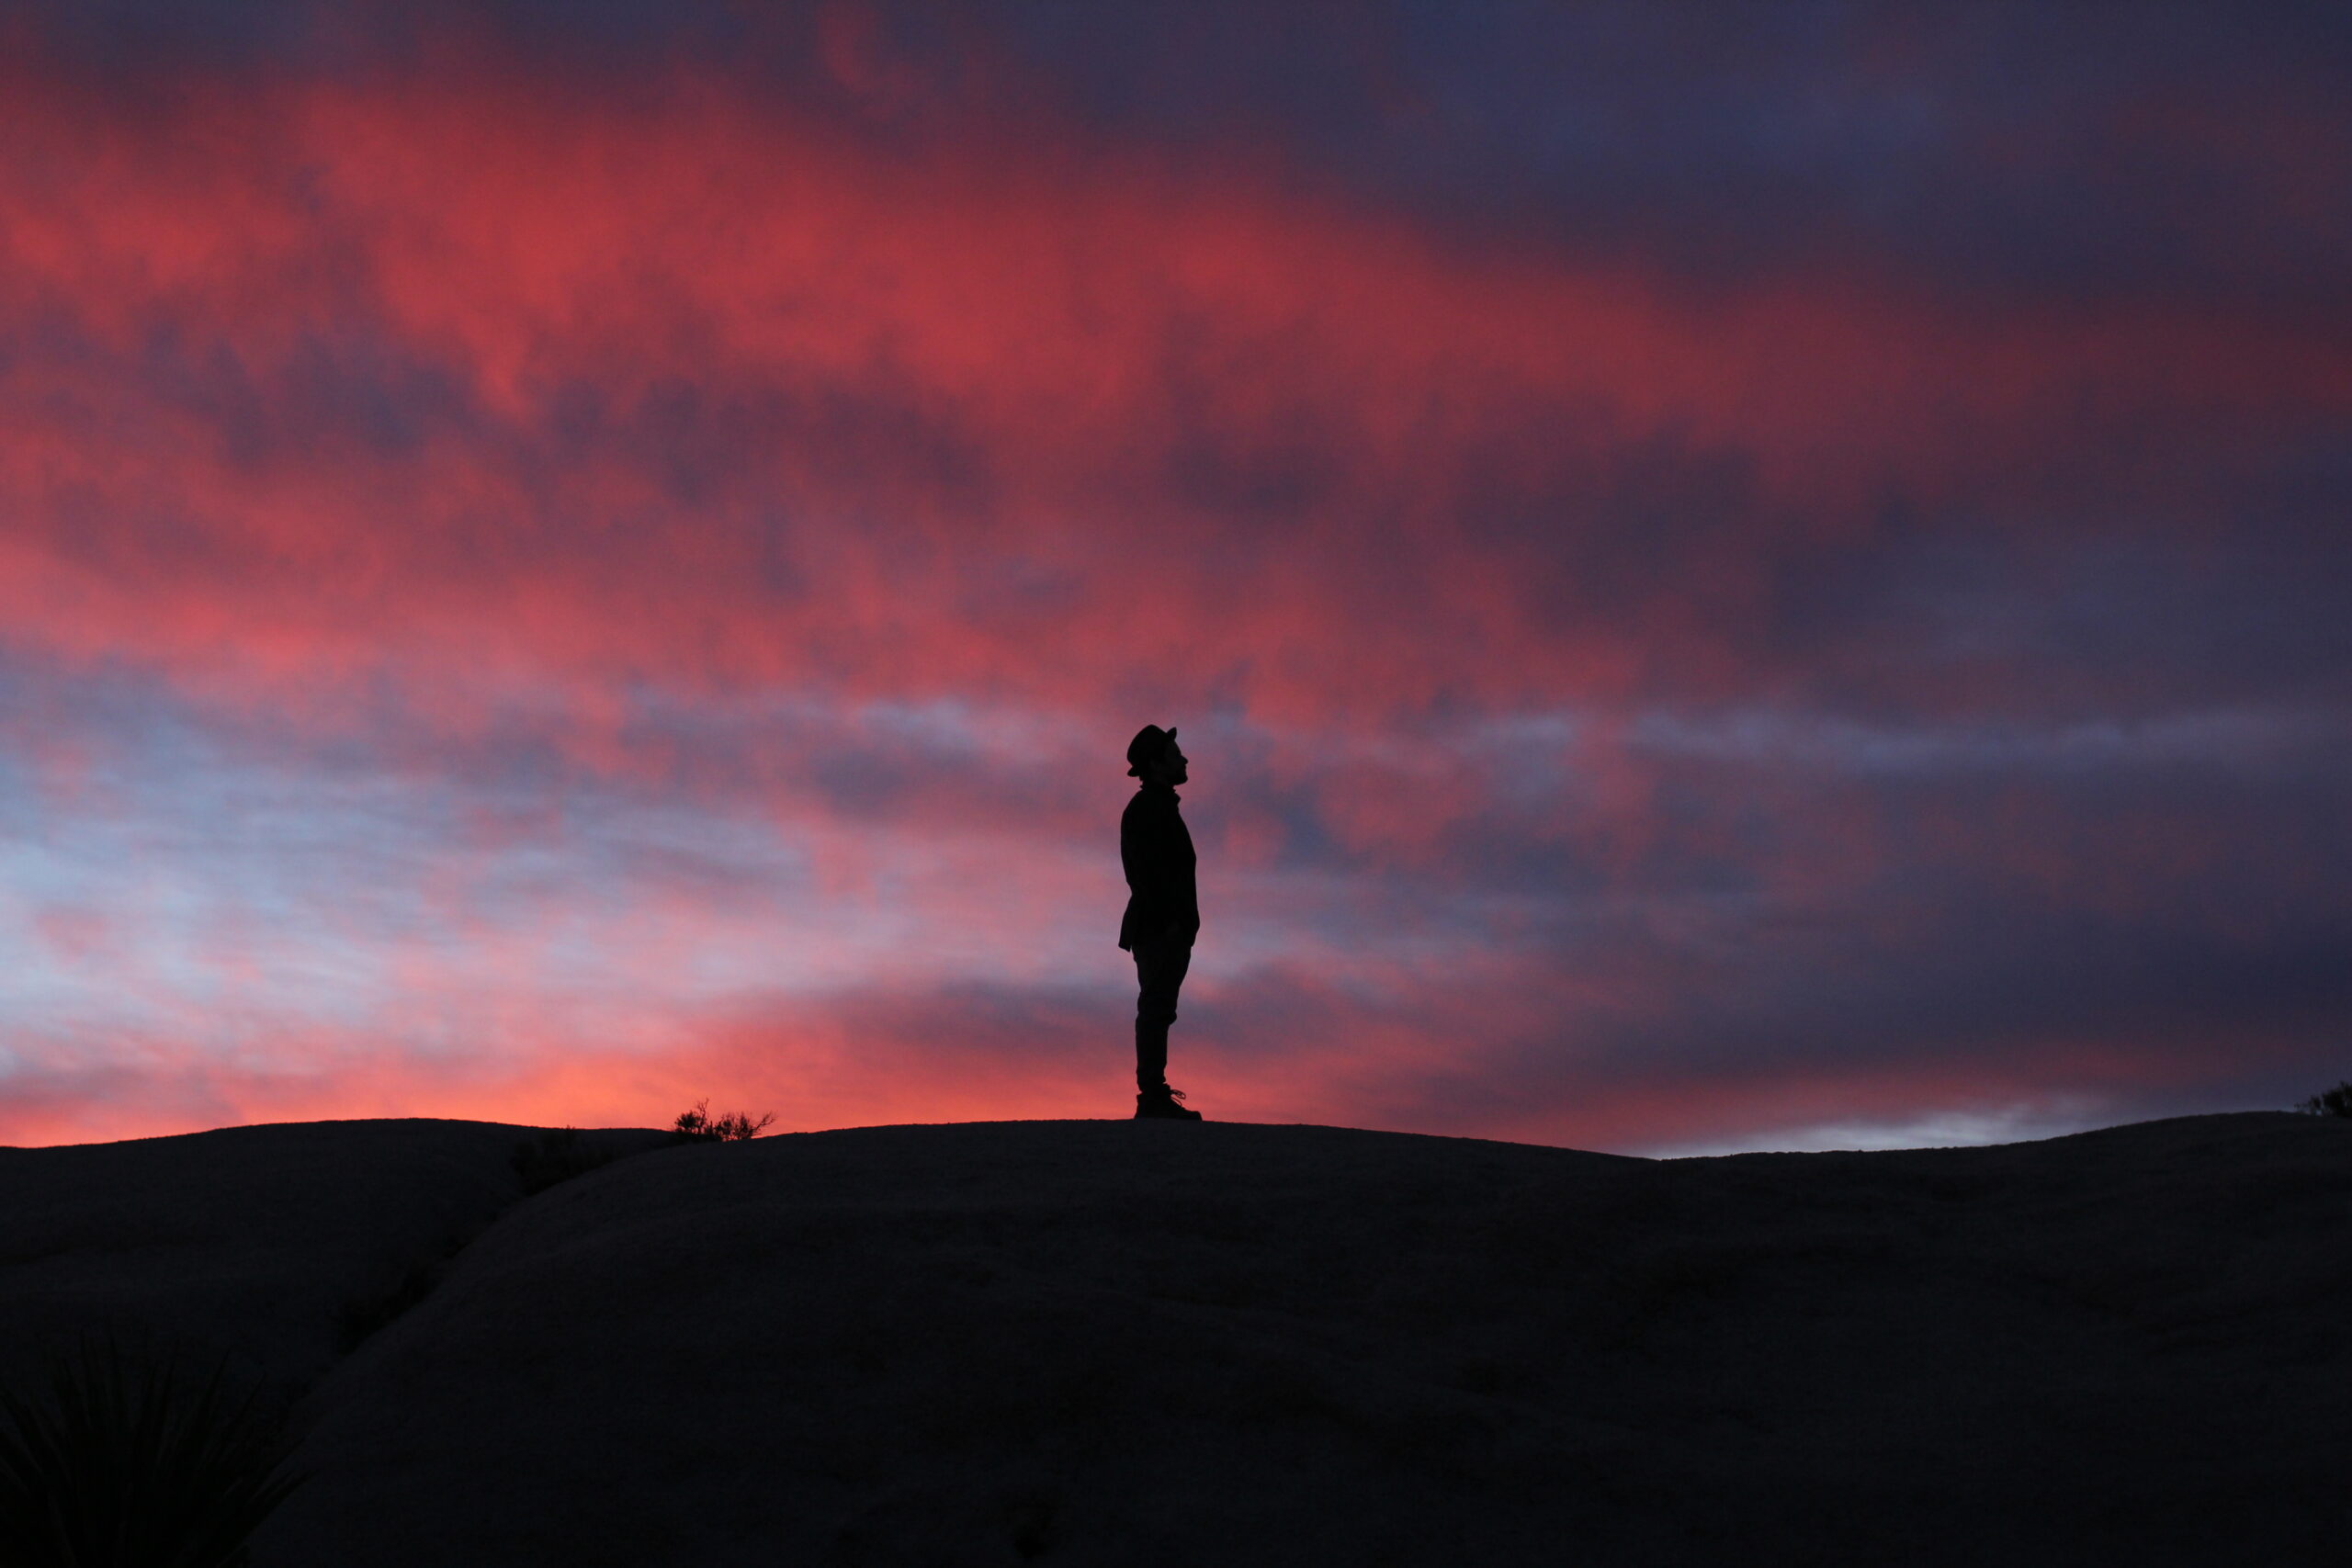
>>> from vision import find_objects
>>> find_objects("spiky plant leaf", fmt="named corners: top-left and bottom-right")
top-left (0, 1335), bottom-right (304, 1568)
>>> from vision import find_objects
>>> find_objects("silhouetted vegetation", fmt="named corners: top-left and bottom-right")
top-left (334, 1250), bottom-right (455, 1354)
top-left (671, 1100), bottom-right (776, 1143)
top-left (0, 1334), bottom-right (302, 1568)
top-left (2296, 1081), bottom-right (2352, 1117)
top-left (340, 1133), bottom-right (651, 1353)
top-left (511, 1126), bottom-right (621, 1194)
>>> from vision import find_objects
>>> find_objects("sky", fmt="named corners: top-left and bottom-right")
top-left (3, 1), bottom-right (2348, 1153)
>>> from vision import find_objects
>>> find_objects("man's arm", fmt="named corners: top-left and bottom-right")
top-left (1148, 797), bottom-right (1195, 942)
top-left (1122, 794), bottom-right (1186, 942)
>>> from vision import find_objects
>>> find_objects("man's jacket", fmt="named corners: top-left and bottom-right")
top-left (1119, 783), bottom-right (1199, 951)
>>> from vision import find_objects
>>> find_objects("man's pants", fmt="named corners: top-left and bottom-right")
top-left (1132, 935), bottom-right (1193, 1091)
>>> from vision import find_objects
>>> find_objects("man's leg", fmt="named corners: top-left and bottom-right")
top-left (1133, 1015), bottom-right (1165, 1095)
top-left (1133, 937), bottom-right (1192, 1092)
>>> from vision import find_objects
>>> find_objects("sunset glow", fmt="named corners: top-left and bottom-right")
top-left (5, 3), bottom-right (2348, 1150)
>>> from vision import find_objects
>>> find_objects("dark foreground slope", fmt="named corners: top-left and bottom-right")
top-left (221, 1112), bottom-right (2348, 1566)
top-left (0, 1119), bottom-right (659, 1389)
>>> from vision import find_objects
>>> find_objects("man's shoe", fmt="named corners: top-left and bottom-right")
top-left (1134, 1085), bottom-right (1204, 1121)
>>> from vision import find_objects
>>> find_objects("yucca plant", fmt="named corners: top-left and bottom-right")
top-left (0, 1335), bottom-right (304, 1568)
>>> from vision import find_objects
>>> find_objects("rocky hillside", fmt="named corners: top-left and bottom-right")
top-left (4, 1112), bottom-right (2346, 1564)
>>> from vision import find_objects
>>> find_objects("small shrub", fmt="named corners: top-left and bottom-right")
top-left (0, 1334), bottom-right (303, 1568)
top-left (2296, 1081), bottom-right (2352, 1117)
top-left (511, 1126), bottom-right (619, 1195)
top-left (334, 1255), bottom-right (446, 1353)
top-left (671, 1099), bottom-right (776, 1143)
top-left (710, 1110), bottom-right (777, 1141)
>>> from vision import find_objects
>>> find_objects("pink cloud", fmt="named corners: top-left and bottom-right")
top-left (1, 33), bottom-right (2345, 1154)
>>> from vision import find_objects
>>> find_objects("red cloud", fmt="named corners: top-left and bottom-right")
top-left (2, 54), bottom-right (2344, 738)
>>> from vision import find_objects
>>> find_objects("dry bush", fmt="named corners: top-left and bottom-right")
top-left (2295, 1081), bottom-right (2352, 1117)
top-left (672, 1100), bottom-right (776, 1143)
top-left (511, 1126), bottom-right (621, 1194)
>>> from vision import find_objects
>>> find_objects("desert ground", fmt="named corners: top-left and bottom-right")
top-left (3, 1111), bottom-right (2346, 1564)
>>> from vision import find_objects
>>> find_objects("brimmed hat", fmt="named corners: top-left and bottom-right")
top-left (1125, 724), bottom-right (1177, 777)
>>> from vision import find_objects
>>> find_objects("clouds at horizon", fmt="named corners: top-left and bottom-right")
top-left (3, 2), bottom-right (2348, 1151)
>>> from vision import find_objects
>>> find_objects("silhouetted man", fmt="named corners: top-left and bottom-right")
top-left (1120, 725), bottom-right (1204, 1120)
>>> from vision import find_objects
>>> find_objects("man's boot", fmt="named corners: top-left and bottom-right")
top-left (1134, 1083), bottom-right (1204, 1121)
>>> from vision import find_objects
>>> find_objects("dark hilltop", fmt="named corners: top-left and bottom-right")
top-left (2, 1112), bottom-right (2346, 1564)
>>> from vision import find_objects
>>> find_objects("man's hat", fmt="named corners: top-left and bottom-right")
top-left (1125, 724), bottom-right (1177, 777)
